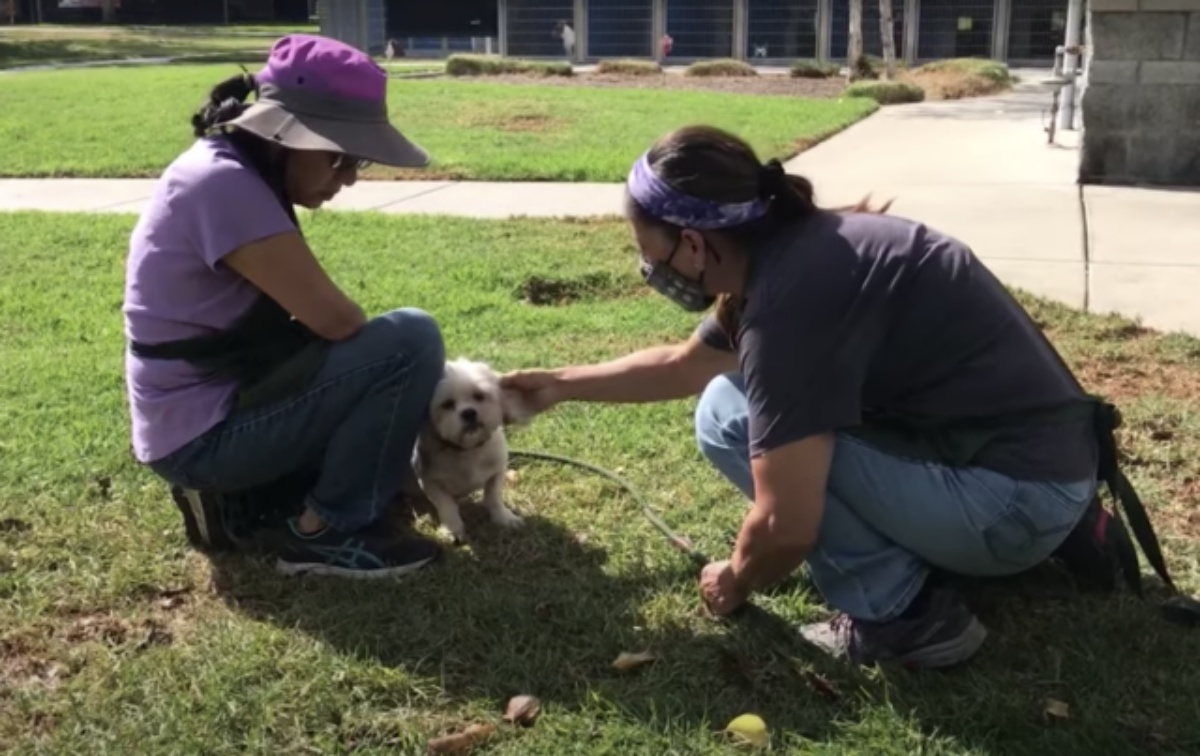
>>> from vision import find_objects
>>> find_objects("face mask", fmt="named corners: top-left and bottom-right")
top-left (639, 240), bottom-right (716, 313)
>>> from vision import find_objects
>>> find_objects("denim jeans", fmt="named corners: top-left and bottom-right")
top-left (149, 308), bottom-right (446, 533)
top-left (694, 374), bottom-right (1095, 622)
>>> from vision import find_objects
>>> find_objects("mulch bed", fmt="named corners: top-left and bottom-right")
top-left (440, 72), bottom-right (848, 98)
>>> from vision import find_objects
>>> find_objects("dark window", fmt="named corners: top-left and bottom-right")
top-left (664, 0), bottom-right (735, 59)
top-left (746, 0), bottom-right (819, 60)
top-left (1007, 0), bottom-right (1067, 61)
top-left (588, 0), bottom-right (654, 58)
top-left (388, 0), bottom-right (498, 37)
top-left (917, 0), bottom-right (995, 60)
top-left (506, 0), bottom-right (575, 57)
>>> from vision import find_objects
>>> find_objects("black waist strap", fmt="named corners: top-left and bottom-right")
top-left (130, 294), bottom-right (328, 410)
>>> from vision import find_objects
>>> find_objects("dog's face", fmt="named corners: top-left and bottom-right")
top-left (430, 359), bottom-right (506, 449)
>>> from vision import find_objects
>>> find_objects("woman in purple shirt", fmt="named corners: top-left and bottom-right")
top-left (123, 34), bottom-right (443, 578)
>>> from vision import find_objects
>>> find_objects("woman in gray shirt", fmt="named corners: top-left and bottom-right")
top-left (502, 124), bottom-right (1110, 669)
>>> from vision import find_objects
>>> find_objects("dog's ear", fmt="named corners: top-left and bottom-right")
top-left (500, 387), bottom-right (536, 426)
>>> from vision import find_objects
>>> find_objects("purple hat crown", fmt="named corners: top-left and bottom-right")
top-left (255, 34), bottom-right (387, 104)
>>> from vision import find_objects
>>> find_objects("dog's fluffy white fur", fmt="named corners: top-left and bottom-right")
top-left (413, 358), bottom-right (530, 541)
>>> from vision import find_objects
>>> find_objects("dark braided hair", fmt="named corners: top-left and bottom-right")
top-left (189, 70), bottom-right (298, 227)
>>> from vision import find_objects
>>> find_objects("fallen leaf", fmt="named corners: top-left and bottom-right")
top-left (802, 670), bottom-right (841, 701)
top-left (724, 713), bottom-right (769, 748)
top-left (612, 650), bottom-right (656, 672)
top-left (427, 723), bottom-right (495, 754)
top-left (1043, 697), bottom-right (1070, 721)
top-left (503, 694), bottom-right (541, 726)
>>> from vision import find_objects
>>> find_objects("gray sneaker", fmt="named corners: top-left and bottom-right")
top-left (799, 585), bottom-right (987, 669)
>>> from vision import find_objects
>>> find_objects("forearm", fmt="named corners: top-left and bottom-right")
top-left (729, 506), bottom-right (812, 594)
top-left (553, 344), bottom-right (705, 404)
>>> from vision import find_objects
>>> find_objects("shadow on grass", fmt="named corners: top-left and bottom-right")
top-left (201, 482), bottom-right (1200, 752)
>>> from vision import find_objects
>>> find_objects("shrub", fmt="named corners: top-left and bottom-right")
top-left (445, 54), bottom-right (573, 77)
top-left (851, 55), bottom-right (879, 81)
top-left (595, 58), bottom-right (662, 76)
top-left (845, 80), bottom-right (925, 105)
top-left (915, 57), bottom-right (1012, 84)
top-left (789, 60), bottom-right (840, 79)
top-left (684, 59), bottom-right (757, 77)
top-left (907, 58), bottom-right (1013, 100)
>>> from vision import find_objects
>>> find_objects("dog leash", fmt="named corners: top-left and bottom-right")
top-left (507, 450), bottom-right (817, 643)
top-left (508, 449), bottom-right (1200, 630)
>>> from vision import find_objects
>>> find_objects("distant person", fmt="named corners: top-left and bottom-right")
top-left (555, 19), bottom-right (576, 59)
top-left (501, 124), bottom-right (1154, 669)
top-left (122, 34), bottom-right (445, 579)
top-left (660, 33), bottom-right (673, 58)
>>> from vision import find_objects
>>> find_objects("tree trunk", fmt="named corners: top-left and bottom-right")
top-left (879, 0), bottom-right (898, 80)
top-left (101, 0), bottom-right (116, 24)
top-left (847, 0), bottom-right (863, 81)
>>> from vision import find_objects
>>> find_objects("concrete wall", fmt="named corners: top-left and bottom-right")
top-left (1080, 0), bottom-right (1200, 186)
top-left (318, 0), bottom-right (386, 54)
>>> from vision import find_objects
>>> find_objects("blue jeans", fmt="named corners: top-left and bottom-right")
top-left (695, 374), bottom-right (1095, 622)
top-left (149, 308), bottom-right (445, 532)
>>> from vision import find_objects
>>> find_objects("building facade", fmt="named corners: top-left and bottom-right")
top-left (1079, 0), bottom-right (1200, 187)
top-left (324, 0), bottom-right (1069, 64)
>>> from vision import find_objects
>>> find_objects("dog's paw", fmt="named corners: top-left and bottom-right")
top-left (437, 525), bottom-right (468, 545)
top-left (436, 514), bottom-right (468, 544)
top-left (490, 507), bottom-right (525, 529)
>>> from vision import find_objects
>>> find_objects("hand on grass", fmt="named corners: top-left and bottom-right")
top-left (700, 560), bottom-right (748, 617)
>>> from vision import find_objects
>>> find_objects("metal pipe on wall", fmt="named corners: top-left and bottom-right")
top-left (1059, 0), bottom-right (1084, 131)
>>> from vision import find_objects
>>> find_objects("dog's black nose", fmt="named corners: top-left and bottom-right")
top-left (460, 407), bottom-right (478, 424)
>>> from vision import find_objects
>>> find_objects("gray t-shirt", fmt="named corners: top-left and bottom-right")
top-left (698, 210), bottom-right (1097, 482)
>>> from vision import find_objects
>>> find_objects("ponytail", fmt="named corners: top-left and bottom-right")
top-left (191, 71), bottom-right (257, 138)
top-left (187, 70), bottom-right (298, 229)
top-left (716, 168), bottom-right (891, 345)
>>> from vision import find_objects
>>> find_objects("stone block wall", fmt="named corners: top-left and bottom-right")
top-left (1080, 0), bottom-right (1200, 186)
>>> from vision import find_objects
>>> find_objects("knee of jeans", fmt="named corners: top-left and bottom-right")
top-left (694, 374), bottom-right (748, 459)
top-left (367, 307), bottom-right (446, 366)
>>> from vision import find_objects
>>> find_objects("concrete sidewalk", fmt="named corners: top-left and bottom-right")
top-left (1, 77), bottom-right (1198, 335)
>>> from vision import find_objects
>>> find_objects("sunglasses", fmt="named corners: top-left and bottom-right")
top-left (330, 154), bottom-right (372, 172)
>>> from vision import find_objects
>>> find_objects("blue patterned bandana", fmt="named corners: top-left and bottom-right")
top-left (626, 152), bottom-right (769, 230)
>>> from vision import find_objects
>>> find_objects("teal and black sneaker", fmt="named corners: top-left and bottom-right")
top-left (273, 518), bottom-right (441, 579)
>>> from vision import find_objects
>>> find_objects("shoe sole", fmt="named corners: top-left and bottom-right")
top-left (274, 556), bottom-right (436, 579)
top-left (173, 487), bottom-right (212, 549)
top-left (896, 616), bottom-right (988, 669)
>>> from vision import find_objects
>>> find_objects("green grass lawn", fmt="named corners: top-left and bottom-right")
top-left (0, 64), bottom-right (876, 181)
top-left (0, 24), bottom-right (315, 70)
top-left (4, 210), bottom-right (1200, 754)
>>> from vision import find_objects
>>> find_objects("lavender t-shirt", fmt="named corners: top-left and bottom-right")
top-left (123, 136), bottom-right (296, 463)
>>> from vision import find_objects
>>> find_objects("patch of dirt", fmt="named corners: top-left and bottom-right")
top-left (516, 273), bottom-right (639, 306)
top-left (1070, 356), bottom-right (1200, 407)
top-left (495, 112), bottom-right (560, 132)
top-left (0, 517), bottom-right (30, 534)
top-left (59, 612), bottom-right (173, 650)
top-left (0, 634), bottom-right (68, 693)
top-left (444, 71), bottom-right (848, 98)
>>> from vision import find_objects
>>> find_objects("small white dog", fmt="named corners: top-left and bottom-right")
top-left (413, 358), bottom-right (528, 541)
